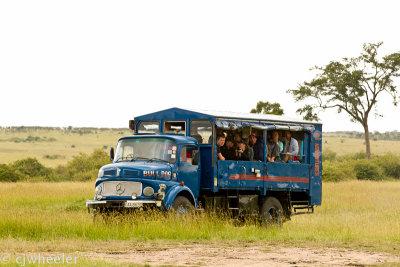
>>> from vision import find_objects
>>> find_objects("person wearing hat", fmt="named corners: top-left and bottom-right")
top-left (249, 133), bottom-right (263, 161)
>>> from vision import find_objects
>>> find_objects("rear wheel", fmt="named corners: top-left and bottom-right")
top-left (172, 196), bottom-right (194, 214)
top-left (260, 196), bottom-right (284, 226)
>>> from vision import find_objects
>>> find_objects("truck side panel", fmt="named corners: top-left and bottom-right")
top-left (265, 162), bottom-right (310, 192)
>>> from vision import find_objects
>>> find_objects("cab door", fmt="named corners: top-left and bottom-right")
top-left (177, 145), bottom-right (201, 198)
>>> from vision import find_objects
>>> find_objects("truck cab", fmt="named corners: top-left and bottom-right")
top-left (86, 135), bottom-right (201, 212)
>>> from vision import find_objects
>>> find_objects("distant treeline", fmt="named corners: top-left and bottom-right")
top-left (326, 130), bottom-right (400, 141)
top-left (0, 126), bottom-right (129, 135)
top-left (2, 127), bottom-right (400, 141)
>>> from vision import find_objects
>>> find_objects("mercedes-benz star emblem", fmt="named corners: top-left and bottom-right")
top-left (115, 183), bottom-right (125, 195)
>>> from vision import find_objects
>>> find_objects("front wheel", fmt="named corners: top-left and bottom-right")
top-left (260, 196), bottom-right (284, 226)
top-left (172, 196), bottom-right (194, 214)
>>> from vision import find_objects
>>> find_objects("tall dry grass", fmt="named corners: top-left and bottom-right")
top-left (0, 181), bottom-right (399, 252)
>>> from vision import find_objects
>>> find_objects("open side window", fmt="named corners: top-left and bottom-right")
top-left (163, 121), bottom-right (186, 135)
top-left (137, 121), bottom-right (159, 134)
top-left (190, 120), bottom-right (212, 144)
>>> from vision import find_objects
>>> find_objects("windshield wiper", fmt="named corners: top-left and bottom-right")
top-left (115, 156), bottom-right (130, 162)
top-left (147, 158), bottom-right (170, 163)
top-left (130, 156), bottom-right (149, 162)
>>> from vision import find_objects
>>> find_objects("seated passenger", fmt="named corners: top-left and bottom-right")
top-left (164, 123), bottom-right (181, 134)
top-left (221, 138), bottom-right (236, 160)
top-left (216, 135), bottom-right (226, 160)
top-left (267, 131), bottom-right (280, 162)
top-left (283, 131), bottom-right (299, 162)
top-left (234, 140), bottom-right (253, 161)
top-left (249, 133), bottom-right (263, 161)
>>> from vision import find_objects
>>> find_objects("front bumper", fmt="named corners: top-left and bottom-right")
top-left (86, 199), bottom-right (162, 210)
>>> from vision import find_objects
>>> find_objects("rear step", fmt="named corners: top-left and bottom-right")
top-left (291, 201), bottom-right (314, 215)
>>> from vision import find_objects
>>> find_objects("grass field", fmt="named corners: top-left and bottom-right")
top-left (0, 128), bottom-right (131, 167)
top-left (1, 128), bottom-right (400, 265)
top-left (324, 132), bottom-right (400, 156)
top-left (0, 181), bottom-right (399, 253)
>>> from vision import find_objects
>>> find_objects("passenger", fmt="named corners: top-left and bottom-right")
top-left (278, 131), bottom-right (284, 153)
top-left (234, 140), bottom-right (253, 161)
top-left (233, 132), bottom-right (242, 145)
top-left (216, 135), bottom-right (226, 160)
top-left (221, 138), bottom-right (236, 160)
top-left (283, 131), bottom-right (299, 162)
top-left (249, 133), bottom-right (263, 161)
top-left (164, 123), bottom-right (180, 134)
top-left (217, 129), bottom-right (226, 138)
top-left (267, 131), bottom-right (281, 162)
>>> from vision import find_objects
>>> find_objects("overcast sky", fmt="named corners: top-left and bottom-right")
top-left (1, 0), bottom-right (399, 132)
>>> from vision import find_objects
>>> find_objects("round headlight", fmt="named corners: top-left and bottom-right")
top-left (95, 185), bottom-right (103, 195)
top-left (143, 186), bottom-right (154, 197)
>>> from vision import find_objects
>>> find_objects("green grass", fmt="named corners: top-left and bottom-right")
top-left (0, 181), bottom-right (399, 253)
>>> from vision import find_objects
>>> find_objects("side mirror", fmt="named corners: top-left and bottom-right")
top-left (129, 120), bottom-right (135, 131)
top-left (110, 147), bottom-right (115, 162)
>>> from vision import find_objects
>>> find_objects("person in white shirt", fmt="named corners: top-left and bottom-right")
top-left (283, 131), bottom-right (299, 162)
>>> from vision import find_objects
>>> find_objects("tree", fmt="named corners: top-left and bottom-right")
top-left (250, 101), bottom-right (284, 115)
top-left (288, 42), bottom-right (400, 160)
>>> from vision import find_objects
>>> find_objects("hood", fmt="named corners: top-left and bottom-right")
top-left (99, 161), bottom-right (173, 180)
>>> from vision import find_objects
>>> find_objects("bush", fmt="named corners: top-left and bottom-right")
top-left (322, 148), bottom-right (337, 162)
top-left (353, 159), bottom-right (383, 181)
top-left (338, 152), bottom-right (366, 162)
top-left (0, 164), bottom-right (23, 182)
top-left (322, 161), bottom-right (356, 182)
top-left (376, 154), bottom-right (400, 179)
top-left (63, 149), bottom-right (109, 181)
top-left (11, 158), bottom-right (53, 179)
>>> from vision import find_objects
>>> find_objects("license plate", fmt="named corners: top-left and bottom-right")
top-left (124, 201), bottom-right (143, 208)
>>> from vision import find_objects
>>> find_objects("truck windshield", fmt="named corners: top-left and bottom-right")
top-left (115, 138), bottom-right (177, 163)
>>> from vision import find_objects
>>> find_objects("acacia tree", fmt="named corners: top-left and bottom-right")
top-left (250, 101), bottom-right (284, 115)
top-left (288, 42), bottom-right (400, 159)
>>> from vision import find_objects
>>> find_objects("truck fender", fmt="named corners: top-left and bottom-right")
top-left (163, 185), bottom-right (197, 210)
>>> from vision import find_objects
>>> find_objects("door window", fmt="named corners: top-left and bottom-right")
top-left (180, 145), bottom-right (199, 165)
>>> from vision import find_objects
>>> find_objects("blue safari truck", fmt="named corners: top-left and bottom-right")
top-left (86, 108), bottom-right (322, 224)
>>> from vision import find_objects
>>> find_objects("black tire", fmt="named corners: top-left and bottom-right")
top-left (260, 196), bottom-right (284, 226)
top-left (172, 196), bottom-right (194, 214)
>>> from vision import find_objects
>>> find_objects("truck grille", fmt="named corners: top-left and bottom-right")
top-left (102, 181), bottom-right (142, 197)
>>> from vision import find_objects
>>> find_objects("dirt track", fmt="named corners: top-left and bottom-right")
top-left (83, 242), bottom-right (400, 266)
